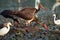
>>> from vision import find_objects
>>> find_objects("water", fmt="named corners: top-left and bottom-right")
top-left (0, 0), bottom-right (60, 40)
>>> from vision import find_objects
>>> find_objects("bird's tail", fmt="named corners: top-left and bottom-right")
top-left (0, 10), bottom-right (19, 23)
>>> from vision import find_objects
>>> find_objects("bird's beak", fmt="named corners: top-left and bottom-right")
top-left (39, 4), bottom-right (47, 11)
top-left (11, 20), bottom-right (14, 27)
top-left (11, 23), bottom-right (14, 27)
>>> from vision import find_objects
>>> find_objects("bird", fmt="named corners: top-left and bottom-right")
top-left (53, 14), bottom-right (60, 25)
top-left (52, 0), bottom-right (60, 13)
top-left (0, 22), bottom-right (13, 36)
top-left (0, 0), bottom-right (46, 26)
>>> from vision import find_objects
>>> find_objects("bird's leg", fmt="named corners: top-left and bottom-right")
top-left (33, 16), bottom-right (49, 30)
top-left (26, 16), bottom-right (41, 26)
top-left (25, 18), bottom-right (34, 26)
top-left (17, 18), bottom-right (20, 24)
top-left (35, 19), bottom-right (41, 24)
top-left (33, 16), bottom-right (41, 24)
top-left (17, 18), bottom-right (21, 27)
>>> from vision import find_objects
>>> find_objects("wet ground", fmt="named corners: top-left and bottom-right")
top-left (0, 9), bottom-right (60, 40)
top-left (0, 0), bottom-right (60, 40)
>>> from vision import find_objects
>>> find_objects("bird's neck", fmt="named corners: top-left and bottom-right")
top-left (37, 4), bottom-right (41, 11)
top-left (35, 0), bottom-right (40, 11)
top-left (35, 4), bottom-right (40, 11)
top-left (54, 16), bottom-right (56, 22)
top-left (6, 24), bottom-right (10, 29)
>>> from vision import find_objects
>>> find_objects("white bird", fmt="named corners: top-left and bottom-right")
top-left (52, 0), bottom-right (60, 13)
top-left (53, 14), bottom-right (60, 25)
top-left (0, 22), bottom-right (13, 36)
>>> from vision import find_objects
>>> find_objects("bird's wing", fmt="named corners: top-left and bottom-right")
top-left (17, 8), bottom-right (37, 20)
top-left (56, 20), bottom-right (60, 23)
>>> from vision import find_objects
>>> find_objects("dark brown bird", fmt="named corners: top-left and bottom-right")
top-left (0, 0), bottom-right (46, 26)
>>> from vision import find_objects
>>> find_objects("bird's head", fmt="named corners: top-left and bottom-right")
top-left (7, 22), bottom-right (14, 27)
top-left (39, 4), bottom-right (47, 11)
top-left (3, 22), bottom-right (14, 28)
top-left (53, 14), bottom-right (56, 17)
top-left (35, 0), bottom-right (47, 11)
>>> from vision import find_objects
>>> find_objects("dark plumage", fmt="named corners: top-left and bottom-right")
top-left (0, 10), bottom-right (18, 22)
top-left (15, 8), bottom-right (37, 20)
top-left (0, 8), bottom-right (38, 20)
top-left (0, 3), bottom-right (46, 26)
top-left (0, 10), bottom-right (14, 18)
